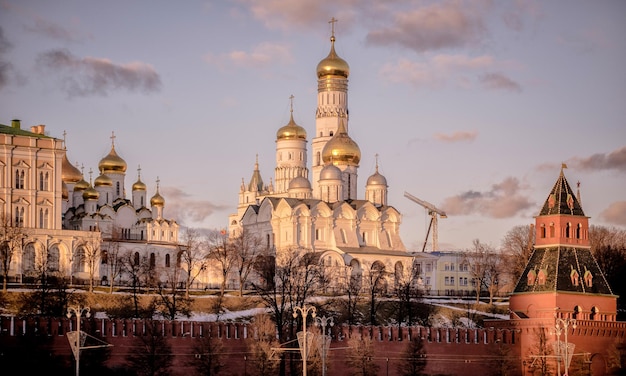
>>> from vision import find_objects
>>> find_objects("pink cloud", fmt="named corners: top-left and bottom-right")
top-left (479, 72), bottom-right (522, 92)
top-left (569, 146), bottom-right (626, 173)
top-left (599, 201), bottom-right (626, 226)
top-left (204, 42), bottom-right (293, 70)
top-left (434, 130), bottom-right (478, 143)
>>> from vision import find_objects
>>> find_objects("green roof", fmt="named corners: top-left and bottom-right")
top-left (0, 123), bottom-right (54, 139)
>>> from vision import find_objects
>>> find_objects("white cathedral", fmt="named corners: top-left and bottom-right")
top-left (228, 26), bottom-right (414, 286)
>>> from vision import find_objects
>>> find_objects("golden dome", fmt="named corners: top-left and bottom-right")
top-left (276, 113), bottom-right (307, 140)
top-left (316, 36), bottom-right (349, 78)
top-left (74, 177), bottom-right (89, 191)
top-left (83, 185), bottom-right (99, 200)
top-left (94, 171), bottom-right (113, 187)
top-left (98, 144), bottom-right (127, 173)
top-left (321, 121), bottom-right (360, 166)
top-left (62, 154), bottom-right (82, 183)
top-left (62, 181), bottom-right (68, 200)
top-left (133, 178), bottom-right (147, 191)
top-left (150, 191), bottom-right (165, 207)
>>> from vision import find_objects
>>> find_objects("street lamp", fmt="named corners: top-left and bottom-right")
top-left (554, 316), bottom-right (577, 376)
top-left (314, 315), bottom-right (334, 376)
top-left (67, 305), bottom-right (91, 376)
top-left (293, 305), bottom-right (317, 376)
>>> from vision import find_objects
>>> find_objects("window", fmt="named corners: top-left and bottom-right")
top-left (133, 252), bottom-right (140, 265)
top-left (15, 207), bottom-right (24, 227)
top-left (101, 250), bottom-right (108, 264)
top-left (540, 224), bottom-right (546, 238)
top-left (576, 224), bottom-right (582, 239)
top-left (450, 277), bottom-right (455, 285)
top-left (48, 245), bottom-right (59, 272)
top-left (165, 254), bottom-right (171, 268)
top-left (444, 263), bottom-right (450, 271)
top-left (116, 181), bottom-right (120, 196)
top-left (445, 277), bottom-right (450, 285)
top-left (39, 171), bottom-right (50, 190)
top-left (425, 277), bottom-right (431, 285)
top-left (450, 263), bottom-right (455, 271)
top-left (426, 263), bottom-right (432, 272)
top-left (149, 253), bottom-right (155, 268)
top-left (566, 223), bottom-right (571, 238)
top-left (15, 169), bottom-right (25, 189)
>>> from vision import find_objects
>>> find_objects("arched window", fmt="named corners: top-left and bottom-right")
top-left (565, 223), bottom-right (571, 238)
top-left (75, 247), bottom-right (86, 272)
top-left (149, 253), bottom-right (155, 268)
top-left (165, 254), bottom-right (171, 268)
top-left (549, 223), bottom-right (555, 238)
top-left (22, 244), bottom-right (36, 274)
top-left (540, 224), bottom-right (546, 238)
top-left (134, 252), bottom-right (140, 265)
top-left (576, 224), bottom-right (582, 239)
top-left (101, 250), bottom-right (108, 264)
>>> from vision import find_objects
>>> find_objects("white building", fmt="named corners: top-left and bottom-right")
top-left (228, 25), bottom-right (415, 289)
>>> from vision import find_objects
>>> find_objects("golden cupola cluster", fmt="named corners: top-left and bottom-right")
top-left (276, 112), bottom-right (307, 140)
top-left (99, 144), bottom-right (127, 173)
top-left (322, 120), bottom-right (361, 166)
top-left (316, 35), bottom-right (350, 78)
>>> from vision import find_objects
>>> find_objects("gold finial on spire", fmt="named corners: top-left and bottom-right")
top-left (289, 94), bottom-right (295, 115)
top-left (110, 131), bottom-right (116, 147)
top-left (137, 165), bottom-right (142, 179)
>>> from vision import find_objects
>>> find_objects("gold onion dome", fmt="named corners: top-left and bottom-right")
top-left (83, 184), bottom-right (99, 200)
top-left (94, 171), bottom-right (113, 187)
top-left (316, 35), bottom-right (349, 78)
top-left (276, 113), bottom-right (307, 140)
top-left (74, 177), bottom-right (89, 191)
top-left (322, 121), bottom-right (361, 166)
top-left (133, 177), bottom-right (147, 191)
top-left (150, 191), bottom-right (165, 207)
top-left (62, 154), bottom-right (82, 183)
top-left (98, 144), bottom-right (127, 173)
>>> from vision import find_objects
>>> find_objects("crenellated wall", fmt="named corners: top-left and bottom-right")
top-left (0, 316), bottom-right (523, 376)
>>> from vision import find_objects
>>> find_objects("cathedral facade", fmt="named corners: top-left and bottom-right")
top-left (0, 119), bottom-right (180, 287)
top-left (228, 27), bottom-right (414, 289)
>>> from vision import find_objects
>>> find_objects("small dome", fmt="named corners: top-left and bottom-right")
top-left (133, 178), bottom-right (147, 191)
top-left (316, 36), bottom-right (349, 78)
top-left (98, 144), bottom-right (127, 173)
top-left (150, 186), bottom-right (165, 207)
top-left (83, 185), bottom-right (99, 200)
top-left (94, 172), bottom-right (113, 187)
top-left (319, 163), bottom-right (342, 180)
top-left (366, 168), bottom-right (387, 186)
top-left (276, 113), bottom-right (307, 140)
top-left (289, 176), bottom-right (311, 190)
top-left (62, 181), bottom-right (68, 200)
top-left (62, 154), bottom-right (82, 183)
top-left (321, 121), bottom-right (360, 166)
top-left (74, 177), bottom-right (89, 192)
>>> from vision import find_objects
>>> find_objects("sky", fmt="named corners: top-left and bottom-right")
top-left (1, 0), bottom-right (625, 251)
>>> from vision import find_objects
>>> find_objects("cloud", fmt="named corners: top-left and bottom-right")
top-left (434, 130), bottom-right (478, 142)
top-left (599, 201), bottom-right (626, 226)
top-left (366, 1), bottom-right (487, 52)
top-left (568, 146), bottom-right (626, 173)
top-left (36, 49), bottom-right (161, 97)
top-left (161, 186), bottom-right (230, 226)
top-left (380, 54), bottom-right (518, 91)
top-left (0, 26), bottom-right (17, 89)
top-left (204, 42), bottom-right (293, 70)
top-left (479, 72), bottom-right (522, 92)
top-left (240, 0), bottom-right (359, 32)
top-left (441, 177), bottom-right (534, 218)
top-left (25, 16), bottom-right (91, 43)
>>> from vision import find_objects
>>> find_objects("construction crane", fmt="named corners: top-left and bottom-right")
top-left (404, 191), bottom-right (447, 252)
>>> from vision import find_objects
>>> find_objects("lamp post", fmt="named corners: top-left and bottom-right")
top-left (293, 305), bottom-right (317, 376)
top-left (314, 315), bottom-right (334, 376)
top-left (554, 317), bottom-right (577, 376)
top-left (67, 305), bottom-right (90, 376)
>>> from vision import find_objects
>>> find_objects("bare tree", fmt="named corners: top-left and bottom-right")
top-left (393, 260), bottom-right (423, 327)
top-left (122, 250), bottom-right (152, 318)
top-left (188, 334), bottom-right (224, 376)
top-left (179, 228), bottom-right (209, 298)
top-left (346, 336), bottom-right (379, 376)
top-left (501, 224), bottom-right (535, 286)
top-left (154, 265), bottom-right (192, 320)
top-left (231, 229), bottom-right (264, 296)
top-left (102, 225), bottom-right (124, 294)
top-left (590, 225), bottom-right (626, 317)
top-left (251, 247), bottom-right (324, 376)
top-left (398, 336), bottom-right (427, 376)
top-left (342, 273), bottom-right (363, 325)
top-left (78, 232), bottom-right (102, 292)
top-left (125, 320), bottom-right (173, 376)
top-left (363, 261), bottom-right (388, 325)
top-left (466, 239), bottom-right (501, 304)
top-left (0, 214), bottom-right (27, 291)
top-left (207, 230), bottom-right (235, 297)
top-left (527, 326), bottom-right (553, 376)
top-left (247, 314), bottom-right (280, 376)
